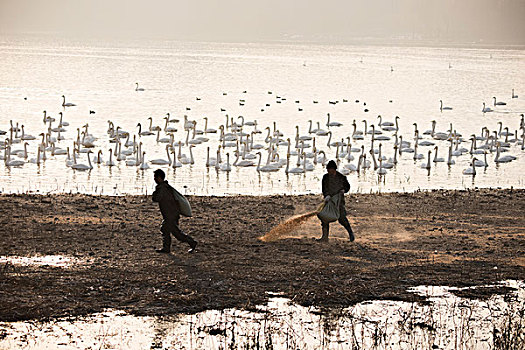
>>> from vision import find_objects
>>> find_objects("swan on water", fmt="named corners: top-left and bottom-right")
top-left (326, 113), bottom-right (342, 127)
top-left (440, 100), bottom-right (453, 111)
top-left (512, 89), bottom-right (518, 98)
top-left (433, 146), bottom-right (444, 162)
top-left (135, 83), bottom-right (145, 91)
top-left (139, 152), bottom-right (150, 170)
top-left (256, 152), bottom-right (279, 172)
top-left (137, 123), bottom-right (155, 136)
top-left (72, 151), bottom-right (93, 170)
top-left (62, 95), bottom-right (76, 107)
top-left (462, 158), bottom-right (477, 175)
top-left (493, 97), bottom-right (506, 106)
top-left (219, 153), bottom-right (231, 172)
top-left (150, 145), bottom-right (171, 165)
top-left (482, 103), bottom-right (493, 113)
top-left (494, 142), bottom-right (516, 163)
top-left (106, 148), bottom-right (116, 167)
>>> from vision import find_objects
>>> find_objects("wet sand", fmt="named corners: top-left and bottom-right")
top-left (0, 189), bottom-right (524, 321)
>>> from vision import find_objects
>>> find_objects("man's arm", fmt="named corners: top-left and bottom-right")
top-left (342, 175), bottom-right (350, 193)
top-left (152, 185), bottom-right (163, 202)
top-left (322, 175), bottom-right (328, 197)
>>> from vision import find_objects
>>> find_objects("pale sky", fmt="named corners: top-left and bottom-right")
top-left (1, 0), bottom-right (524, 44)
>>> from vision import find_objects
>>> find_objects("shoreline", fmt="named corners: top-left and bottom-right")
top-left (0, 188), bottom-right (524, 322)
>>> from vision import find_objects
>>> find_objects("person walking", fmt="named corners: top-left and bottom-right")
top-left (318, 160), bottom-right (355, 242)
top-left (152, 169), bottom-right (197, 253)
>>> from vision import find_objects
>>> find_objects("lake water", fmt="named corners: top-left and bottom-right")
top-left (0, 278), bottom-right (523, 349)
top-left (0, 34), bottom-right (524, 195)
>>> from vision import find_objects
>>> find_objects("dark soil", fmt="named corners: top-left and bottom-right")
top-left (0, 188), bottom-right (524, 322)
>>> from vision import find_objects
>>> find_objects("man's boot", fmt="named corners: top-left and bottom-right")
top-left (187, 237), bottom-right (198, 253)
top-left (156, 236), bottom-right (171, 253)
top-left (345, 225), bottom-right (355, 242)
top-left (316, 225), bottom-right (329, 242)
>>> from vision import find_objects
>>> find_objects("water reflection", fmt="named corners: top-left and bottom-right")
top-left (0, 255), bottom-right (89, 268)
top-left (0, 281), bottom-right (523, 349)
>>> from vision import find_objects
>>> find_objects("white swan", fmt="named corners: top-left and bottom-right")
top-left (106, 148), bottom-right (116, 167)
top-left (474, 152), bottom-right (488, 167)
top-left (72, 151), bottom-right (93, 170)
top-left (219, 153), bottom-right (231, 172)
top-left (512, 89), bottom-right (518, 98)
top-left (462, 158), bottom-right (477, 175)
top-left (171, 150), bottom-right (182, 168)
top-left (137, 123), bottom-right (154, 136)
top-left (420, 150), bottom-right (432, 170)
top-left (20, 125), bottom-right (36, 140)
top-left (58, 112), bottom-right (69, 127)
top-left (62, 95), bottom-right (76, 107)
top-left (440, 100), bottom-right (453, 111)
top-left (433, 146), bottom-right (444, 162)
top-left (4, 147), bottom-right (25, 167)
top-left (139, 152), bottom-right (150, 170)
top-left (150, 145), bottom-right (171, 165)
top-left (482, 103), bottom-right (493, 113)
top-left (446, 145), bottom-right (455, 165)
top-left (285, 153), bottom-right (306, 174)
top-left (326, 113), bottom-right (342, 127)
top-left (204, 117), bottom-right (217, 134)
top-left (135, 83), bottom-right (144, 91)
top-left (493, 97), bottom-right (506, 106)
top-left (256, 152), bottom-right (279, 172)
top-left (179, 145), bottom-right (195, 165)
top-left (206, 147), bottom-right (217, 167)
top-left (494, 143), bottom-right (516, 163)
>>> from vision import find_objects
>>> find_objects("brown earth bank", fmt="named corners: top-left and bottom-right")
top-left (0, 189), bottom-right (524, 322)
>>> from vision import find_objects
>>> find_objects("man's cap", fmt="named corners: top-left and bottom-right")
top-left (326, 160), bottom-right (337, 169)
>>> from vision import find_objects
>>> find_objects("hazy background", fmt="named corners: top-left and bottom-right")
top-left (1, 0), bottom-right (524, 45)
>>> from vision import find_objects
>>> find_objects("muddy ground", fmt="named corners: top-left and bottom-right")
top-left (0, 189), bottom-right (524, 321)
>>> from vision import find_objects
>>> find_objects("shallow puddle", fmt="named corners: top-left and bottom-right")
top-left (0, 255), bottom-right (89, 268)
top-left (0, 281), bottom-right (523, 349)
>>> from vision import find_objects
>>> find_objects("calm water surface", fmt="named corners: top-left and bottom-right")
top-left (1, 35), bottom-right (524, 195)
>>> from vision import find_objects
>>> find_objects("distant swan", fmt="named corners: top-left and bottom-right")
top-left (62, 95), bottom-right (76, 107)
top-left (493, 97), bottom-right (506, 106)
top-left (440, 100), bottom-right (453, 111)
top-left (135, 83), bottom-right (144, 91)
top-left (482, 103), bottom-right (493, 113)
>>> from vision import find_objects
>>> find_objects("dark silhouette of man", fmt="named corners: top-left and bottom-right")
top-left (152, 169), bottom-right (197, 253)
top-left (318, 160), bottom-right (355, 242)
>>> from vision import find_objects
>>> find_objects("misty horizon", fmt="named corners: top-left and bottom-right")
top-left (1, 0), bottom-right (524, 46)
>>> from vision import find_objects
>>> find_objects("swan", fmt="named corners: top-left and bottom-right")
top-left (203, 117), bottom-right (217, 133)
top-left (474, 152), bottom-right (488, 167)
top-left (462, 158), bottom-right (477, 175)
top-left (420, 150), bottom-right (432, 169)
top-left (482, 103), bottom-right (493, 113)
top-left (137, 123), bottom-right (154, 136)
top-left (440, 100), bottom-right (453, 111)
top-left (72, 151), bottom-right (93, 170)
top-left (156, 129), bottom-right (172, 143)
top-left (446, 144), bottom-right (455, 165)
top-left (42, 111), bottom-right (55, 123)
top-left (377, 158), bottom-right (388, 175)
top-left (171, 150), bottom-right (182, 168)
top-left (58, 112), bottom-right (69, 127)
top-left (413, 142), bottom-right (424, 160)
top-left (315, 122), bottom-right (329, 136)
top-left (233, 152), bottom-right (255, 167)
top-left (493, 97), bottom-right (506, 106)
top-left (93, 150), bottom-right (103, 164)
top-left (219, 153), bottom-right (231, 172)
top-left (126, 149), bottom-right (140, 167)
top-left (28, 145), bottom-right (41, 165)
top-left (135, 83), bottom-right (144, 91)
top-left (285, 154), bottom-right (306, 174)
top-left (4, 147), bottom-right (25, 167)
top-left (150, 145), bottom-right (171, 165)
top-left (433, 146), bottom-right (444, 162)
top-left (164, 115), bottom-right (177, 133)
top-left (179, 145), bottom-right (195, 165)
top-left (20, 125), bottom-right (36, 140)
top-left (148, 117), bottom-right (161, 132)
top-left (256, 152), bottom-right (279, 172)
top-left (494, 143), bottom-right (516, 163)
top-left (326, 113), bottom-right (342, 127)
top-left (106, 148), bottom-right (116, 167)
top-left (206, 147), bottom-right (217, 167)
top-left (512, 89), bottom-right (518, 98)
top-left (62, 95), bottom-right (76, 107)
top-left (51, 142), bottom-right (67, 156)
top-left (139, 152), bottom-right (150, 170)
top-left (380, 116), bottom-right (399, 132)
